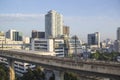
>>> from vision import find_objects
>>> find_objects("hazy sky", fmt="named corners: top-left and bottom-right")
top-left (0, 0), bottom-right (120, 41)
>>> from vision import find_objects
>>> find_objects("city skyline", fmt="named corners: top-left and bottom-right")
top-left (0, 0), bottom-right (120, 41)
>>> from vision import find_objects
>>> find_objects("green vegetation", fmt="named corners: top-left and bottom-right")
top-left (0, 63), bottom-right (9, 80)
top-left (21, 67), bottom-right (45, 80)
top-left (0, 63), bottom-right (79, 80)
top-left (64, 72), bottom-right (78, 80)
top-left (90, 51), bottom-right (120, 61)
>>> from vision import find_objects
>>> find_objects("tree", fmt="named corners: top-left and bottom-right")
top-left (64, 72), bottom-right (78, 80)
top-left (21, 67), bottom-right (45, 80)
top-left (0, 63), bottom-right (9, 80)
top-left (90, 51), bottom-right (100, 60)
top-left (90, 51), bottom-right (120, 61)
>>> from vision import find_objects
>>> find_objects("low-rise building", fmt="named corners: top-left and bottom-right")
top-left (68, 35), bottom-right (83, 56)
top-left (31, 38), bottom-right (65, 57)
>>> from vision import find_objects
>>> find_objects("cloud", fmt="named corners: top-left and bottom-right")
top-left (0, 13), bottom-right (45, 37)
top-left (0, 13), bottom-right (44, 17)
top-left (0, 13), bottom-right (45, 24)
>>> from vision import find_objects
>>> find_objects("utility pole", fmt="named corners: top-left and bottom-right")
top-left (53, 38), bottom-right (55, 52)
top-left (2, 40), bottom-right (3, 51)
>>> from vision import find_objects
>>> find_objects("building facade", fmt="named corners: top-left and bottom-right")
top-left (63, 25), bottom-right (70, 36)
top-left (31, 30), bottom-right (45, 39)
top-left (45, 10), bottom-right (63, 38)
top-left (114, 40), bottom-right (120, 52)
top-left (88, 32), bottom-right (100, 48)
top-left (68, 36), bottom-right (83, 55)
top-left (0, 31), bottom-right (23, 50)
top-left (117, 27), bottom-right (120, 40)
top-left (6, 29), bottom-right (23, 41)
top-left (13, 31), bottom-right (22, 41)
top-left (114, 27), bottom-right (120, 53)
top-left (31, 38), bottom-right (64, 57)
top-left (6, 29), bottom-right (16, 40)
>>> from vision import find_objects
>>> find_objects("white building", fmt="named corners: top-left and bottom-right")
top-left (15, 61), bottom-right (35, 76)
top-left (23, 36), bottom-right (30, 44)
top-left (0, 31), bottom-right (23, 50)
top-left (45, 10), bottom-right (63, 38)
top-left (31, 38), bottom-right (65, 57)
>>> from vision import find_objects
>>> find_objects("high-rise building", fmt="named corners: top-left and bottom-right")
top-left (117, 27), bottom-right (120, 40)
top-left (63, 26), bottom-right (70, 36)
top-left (31, 30), bottom-right (45, 39)
top-left (45, 10), bottom-right (63, 38)
top-left (114, 27), bottom-right (120, 52)
top-left (6, 29), bottom-right (23, 41)
top-left (13, 31), bottom-right (22, 41)
top-left (88, 32), bottom-right (100, 48)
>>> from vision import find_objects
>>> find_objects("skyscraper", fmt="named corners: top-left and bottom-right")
top-left (45, 10), bottom-right (63, 38)
top-left (13, 31), bottom-right (22, 41)
top-left (114, 27), bottom-right (120, 52)
top-left (88, 32), bottom-right (100, 48)
top-left (117, 27), bottom-right (120, 40)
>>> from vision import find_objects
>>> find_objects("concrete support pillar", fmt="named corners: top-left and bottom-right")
top-left (8, 59), bottom-right (15, 80)
top-left (78, 76), bottom-right (88, 80)
top-left (45, 70), bottom-right (53, 80)
top-left (53, 70), bottom-right (64, 80)
top-left (110, 77), bottom-right (120, 80)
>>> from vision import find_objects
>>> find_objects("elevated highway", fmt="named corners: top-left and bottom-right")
top-left (0, 49), bottom-right (120, 80)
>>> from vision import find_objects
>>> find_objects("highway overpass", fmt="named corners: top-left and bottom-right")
top-left (0, 49), bottom-right (120, 80)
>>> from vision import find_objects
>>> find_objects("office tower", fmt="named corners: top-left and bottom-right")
top-left (45, 10), bottom-right (63, 38)
top-left (63, 25), bottom-right (70, 36)
top-left (13, 31), bottom-right (22, 41)
top-left (31, 30), bottom-right (45, 39)
top-left (6, 29), bottom-right (23, 41)
top-left (117, 27), bottom-right (120, 40)
top-left (88, 32), bottom-right (100, 48)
